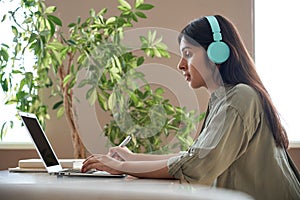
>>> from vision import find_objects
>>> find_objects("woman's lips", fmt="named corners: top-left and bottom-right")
top-left (184, 73), bottom-right (191, 81)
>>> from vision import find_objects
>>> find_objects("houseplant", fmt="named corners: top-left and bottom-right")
top-left (0, 0), bottom-right (203, 158)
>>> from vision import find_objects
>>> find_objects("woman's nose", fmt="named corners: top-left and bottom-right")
top-left (177, 57), bottom-right (187, 71)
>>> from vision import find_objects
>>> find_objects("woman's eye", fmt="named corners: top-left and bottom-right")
top-left (184, 50), bottom-right (192, 58)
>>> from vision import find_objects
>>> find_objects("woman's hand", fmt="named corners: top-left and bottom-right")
top-left (81, 154), bottom-right (123, 175)
top-left (108, 146), bottom-right (135, 161)
top-left (82, 153), bottom-right (173, 179)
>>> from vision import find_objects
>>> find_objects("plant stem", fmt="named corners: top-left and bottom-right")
top-left (58, 53), bottom-right (86, 158)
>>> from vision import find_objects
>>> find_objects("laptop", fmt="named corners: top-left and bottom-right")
top-left (17, 111), bottom-right (125, 178)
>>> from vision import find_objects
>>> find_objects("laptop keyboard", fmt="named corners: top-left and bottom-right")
top-left (61, 169), bottom-right (96, 174)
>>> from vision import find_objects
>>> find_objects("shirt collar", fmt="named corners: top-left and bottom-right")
top-left (208, 85), bottom-right (229, 109)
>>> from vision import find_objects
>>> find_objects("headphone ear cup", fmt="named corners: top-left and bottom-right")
top-left (207, 41), bottom-right (230, 64)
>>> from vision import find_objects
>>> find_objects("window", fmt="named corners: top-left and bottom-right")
top-left (0, 0), bottom-right (32, 144)
top-left (255, 0), bottom-right (300, 142)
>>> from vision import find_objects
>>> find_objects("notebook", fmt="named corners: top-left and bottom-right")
top-left (17, 111), bottom-right (125, 178)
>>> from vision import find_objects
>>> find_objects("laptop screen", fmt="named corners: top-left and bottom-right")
top-left (21, 116), bottom-right (59, 167)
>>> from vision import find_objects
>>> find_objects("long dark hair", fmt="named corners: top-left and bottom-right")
top-left (179, 15), bottom-right (289, 149)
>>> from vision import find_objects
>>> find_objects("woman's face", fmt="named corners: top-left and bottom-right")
top-left (177, 37), bottom-right (216, 90)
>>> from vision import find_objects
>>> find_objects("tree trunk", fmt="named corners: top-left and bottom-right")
top-left (63, 87), bottom-right (86, 159)
top-left (58, 59), bottom-right (86, 159)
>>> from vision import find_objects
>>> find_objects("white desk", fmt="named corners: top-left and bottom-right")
top-left (0, 170), bottom-right (253, 200)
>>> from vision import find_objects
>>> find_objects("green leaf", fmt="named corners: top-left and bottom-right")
top-left (48, 19), bottom-right (56, 36)
top-left (57, 106), bottom-right (65, 118)
top-left (45, 6), bottom-right (56, 14)
top-left (24, 0), bottom-right (36, 7)
top-left (197, 112), bottom-right (206, 121)
top-left (86, 87), bottom-right (97, 105)
top-left (149, 30), bottom-right (156, 43)
top-left (113, 55), bottom-right (122, 71)
top-left (136, 3), bottom-right (154, 10)
top-left (40, 30), bottom-right (50, 36)
top-left (0, 121), bottom-right (13, 140)
top-left (153, 36), bottom-right (163, 45)
top-left (67, 40), bottom-right (77, 45)
top-left (155, 87), bottom-right (164, 95)
top-left (77, 79), bottom-right (89, 88)
top-left (0, 77), bottom-right (8, 92)
top-left (5, 99), bottom-right (18, 105)
top-left (106, 16), bottom-right (116, 24)
top-left (47, 41), bottom-right (64, 50)
top-left (97, 92), bottom-right (108, 111)
top-left (12, 70), bottom-right (22, 74)
top-left (11, 26), bottom-right (18, 36)
top-left (98, 8), bottom-right (108, 16)
top-left (137, 56), bottom-right (144, 66)
top-left (47, 14), bottom-right (62, 26)
top-left (131, 13), bottom-right (138, 22)
top-left (68, 22), bottom-right (76, 28)
top-left (90, 9), bottom-right (96, 17)
top-left (139, 35), bottom-right (147, 44)
top-left (0, 48), bottom-right (9, 62)
top-left (118, 0), bottom-right (132, 9)
top-left (69, 77), bottom-right (77, 89)
top-left (1, 14), bottom-right (6, 22)
top-left (108, 92), bottom-right (116, 111)
top-left (63, 74), bottom-right (72, 86)
top-left (135, 11), bottom-right (147, 18)
top-left (23, 17), bottom-right (32, 24)
top-left (130, 92), bottom-right (139, 106)
top-left (1, 44), bottom-right (9, 48)
top-left (153, 48), bottom-right (162, 57)
top-left (134, 0), bottom-right (144, 8)
top-left (164, 105), bottom-right (175, 115)
top-left (52, 50), bottom-right (62, 65)
top-left (28, 33), bottom-right (38, 43)
top-left (118, 5), bottom-right (129, 11)
top-left (52, 101), bottom-right (63, 110)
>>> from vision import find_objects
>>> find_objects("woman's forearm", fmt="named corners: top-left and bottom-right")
top-left (120, 159), bottom-right (174, 179)
top-left (109, 147), bottom-right (181, 162)
top-left (129, 153), bottom-right (180, 161)
top-left (81, 153), bottom-right (176, 179)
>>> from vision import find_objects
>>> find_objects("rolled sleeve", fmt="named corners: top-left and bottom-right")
top-left (167, 106), bottom-right (252, 185)
top-left (167, 151), bottom-right (190, 180)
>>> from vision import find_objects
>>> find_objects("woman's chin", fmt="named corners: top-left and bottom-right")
top-left (188, 81), bottom-right (202, 89)
top-left (189, 83), bottom-right (200, 89)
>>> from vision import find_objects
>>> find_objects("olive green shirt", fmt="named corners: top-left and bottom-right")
top-left (168, 84), bottom-right (300, 200)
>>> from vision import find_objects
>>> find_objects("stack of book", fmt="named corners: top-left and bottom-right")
top-left (8, 158), bottom-right (84, 173)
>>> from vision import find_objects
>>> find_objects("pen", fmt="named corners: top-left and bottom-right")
top-left (111, 136), bottom-right (131, 158)
top-left (118, 135), bottom-right (131, 147)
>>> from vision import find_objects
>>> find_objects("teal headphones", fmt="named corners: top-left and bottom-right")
top-left (205, 16), bottom-right (230, 64)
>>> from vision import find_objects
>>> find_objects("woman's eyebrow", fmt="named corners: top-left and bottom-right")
top-left (180, 46), bottom-right (192, 52)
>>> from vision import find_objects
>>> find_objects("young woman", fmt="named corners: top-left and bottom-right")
top-left (82, 15), bottom-right (300, 200)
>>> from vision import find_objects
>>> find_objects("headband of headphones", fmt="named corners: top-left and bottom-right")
top-left (205, 16), bottom-right (230, 64)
